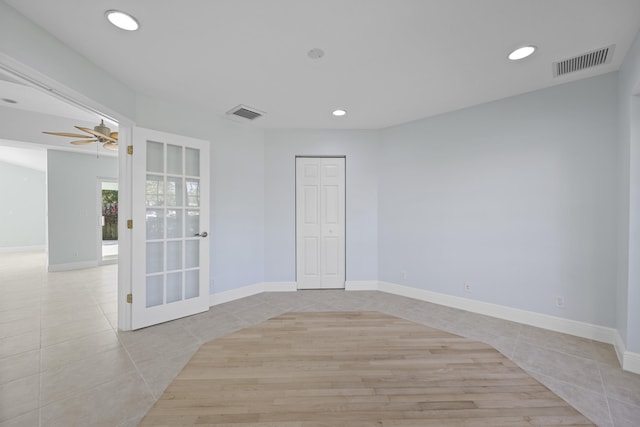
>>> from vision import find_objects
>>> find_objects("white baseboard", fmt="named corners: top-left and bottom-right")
top-left (209, 283), bottom-right (264, 306)
top-left (615, 330), bottom-right (626, 367)
top-left (264, 281), bottom-right (297, 292)
top-left (624, 351), bottom-right (640, 374)
top-left (377, 281), bottom-right (616, 344)
top-left (209, 281), bottom-right (296, 306)
top-left (0, 245), bottom-right (45, 253)
top-left (48, 260), bottom-right (98, 272)
top-left (345, 280), bottom-right (379, 291)
top-left (614, 330), bottom-right (640, 374)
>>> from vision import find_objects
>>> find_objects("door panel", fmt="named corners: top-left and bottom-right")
top-left (132, 127), bottom-right (210, 329)
top-left (296, 157), bottom-right (345, 289)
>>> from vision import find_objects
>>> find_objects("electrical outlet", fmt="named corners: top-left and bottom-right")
top-left (555, 296), bottom-right (565, 308)
top-left (464, 282), bottom-right (472, 293)
top-left (401, 270), bottom-right (407, 280)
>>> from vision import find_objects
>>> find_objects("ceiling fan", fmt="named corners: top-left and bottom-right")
top-left (43, 119), bottom-right (118, 151)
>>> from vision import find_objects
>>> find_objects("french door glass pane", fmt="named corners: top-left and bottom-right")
top-left (186, 148), bottom-right (199, 177)
top-left (146, 275), bottom-right (163, 307)
top-left (167, 144), bottom-right (183, 175)
top-left (184, 240), bottom-right (200, 268)
top-left (147, 141), bottom-right (164, 173)
top-left (185, 240), bottom-right (199, 268)
top-left (146, 242), bottom-right (163, 274)
top-left (186, 179), bottom-right (200, 207)
top-left (166, 209), bottom-right (183, 238)
top-left (146, 209), bottom-right (164, 240)
top-left (166, 241), bottom-right (182, 271)
top-left (166, 177), bottom-right (183, 207)
top-left (186, 210), bottom-right (200, 237)
top-left (166, 272), bottom-right (183, 303)
top-left (185, 270), bottom-right (199, 299)
top-left (146, 175), bottom-right (164, 207)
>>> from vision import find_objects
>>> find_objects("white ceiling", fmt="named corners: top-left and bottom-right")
top-left (0, 78), bottom-right (98, 123)
top-left (4, 0), bottom-right (640, 129)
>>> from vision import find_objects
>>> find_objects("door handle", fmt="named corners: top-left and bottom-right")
top-left (194, 231), bottom-right (208, 238)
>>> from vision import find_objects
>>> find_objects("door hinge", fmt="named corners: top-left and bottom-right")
top-left (127, 220), bottom-right (133, 229)
top-left (126, 293), bottom-right (132, 303)
top-left (127, 145), bottom-right (133, 155)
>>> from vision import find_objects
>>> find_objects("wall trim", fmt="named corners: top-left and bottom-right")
top-left (209, 281), bottom-right (296, 306)
top-left (615, 329), bottom-right (626, 366)
top-left (345, 280), bottom-right (379, 291)
top-left (624, 351), bottom-right (640, 374)
top-left (48, 260), bottom-right (97, 272)
top-left (264, 281), bottom-right (298, 292)
top-left (210, 283), bottom-right (264, 306)
top-left (377, 281), bottom-right (616, 344)
top-left (614, 330), bottom-right (640, 374)
top-left (0, 245), bottom-right (45, 253)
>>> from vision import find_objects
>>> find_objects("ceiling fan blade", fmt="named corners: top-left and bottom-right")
top-left (109, 132), bottom-right (119, 141)
top-left (103, 142), bottom-right (119, 151)
top-left (70, 139), bottom-right (98, 145)
top-left (42, 131), bottom-right (93, 138)
top-left (75, 126), bottom-right (118, 143)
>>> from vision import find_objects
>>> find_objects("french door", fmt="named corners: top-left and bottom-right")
top-left (131, 127), bottom-right (210, 329)
top-left (296, 157), bottom-right (345, 289)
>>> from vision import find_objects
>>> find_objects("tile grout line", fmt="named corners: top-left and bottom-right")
top-left (596, 362), bottom-right (616, 426)
top-left (38, 269), bottom-right (44, 427)
top-left (111, 324), bottom-right (158, 403)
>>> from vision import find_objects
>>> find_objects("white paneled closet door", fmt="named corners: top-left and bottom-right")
top-left (296, 157), bottom-right (345, 289)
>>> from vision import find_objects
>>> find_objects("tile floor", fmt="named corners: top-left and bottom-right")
top-left (1, 251), bottom-right (639, 426)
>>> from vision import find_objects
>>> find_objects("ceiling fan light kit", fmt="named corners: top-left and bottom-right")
top-left (43, 119), bottom-right (118, 151)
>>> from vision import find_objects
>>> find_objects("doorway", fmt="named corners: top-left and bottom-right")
top-left (99, 179), bottom-right (118, 264)
top-left (295, 156), bottom-right (346, 289)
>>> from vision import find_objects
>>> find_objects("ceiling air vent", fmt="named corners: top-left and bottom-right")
top-left (553, 45), bottom-right (615, 77)
top-left (226, 104), bottom-right (264, 121)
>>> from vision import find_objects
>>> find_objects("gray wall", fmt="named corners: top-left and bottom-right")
top-left (263, 130), bottom-right (379, 283)
top-left (47, 150), bottom-right (117, 267)
top-left (0, 160), bottom-right (46, 248)
top-left (618, 29), bottom-right (640, 352)
top-left (379, 73), bottom-right (619, 327)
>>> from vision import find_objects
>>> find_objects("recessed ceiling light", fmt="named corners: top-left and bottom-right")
top-left (105, 10), bottom-right (139, 31)
top-left (508, 45), bottom-right (536, 61)
top-left (1, 98), bottom-right (17, 104)
top-left (332, 109), bottom-right (346, 117)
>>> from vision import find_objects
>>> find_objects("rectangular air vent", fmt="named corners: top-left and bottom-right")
top-left (553, 45), bottom-right (615, 77)
top-left (226, 104), bottom-right (264, 121)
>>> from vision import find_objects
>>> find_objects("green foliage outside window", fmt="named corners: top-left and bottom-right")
top-left (102, 190), bottom-right (118, 240)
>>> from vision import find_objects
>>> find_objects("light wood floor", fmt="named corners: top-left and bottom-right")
top-left (139, 311), bottom-right (595, 426)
